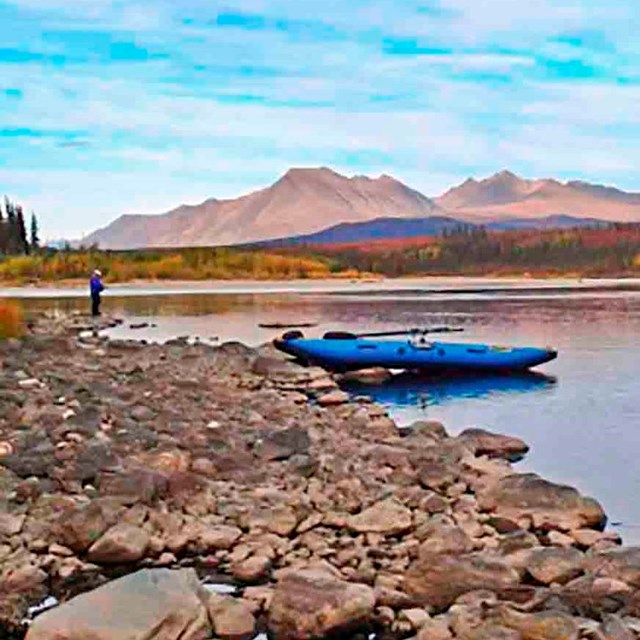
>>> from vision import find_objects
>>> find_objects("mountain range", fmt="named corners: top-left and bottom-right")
top-left (254, 214), bottom-right (608, 248)
top-left (436, 170), bottom-right (640, 222)
top-left (83, 168), bottom-right (640, 249)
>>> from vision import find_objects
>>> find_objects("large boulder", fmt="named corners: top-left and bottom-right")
top-left (490, 605), bottom-right (580, 640)
top-left (97, 467), bottom-right (169, 504)
top-left (26, 568), bottom-right (211, 640)
top-left (252, 356), bottom-right (303, 378)
top-left (268, 568), bottom-right (375, 640)
top-left (407, 420), bottom-right (449, 441)
top-left (404, 553), bottom-right (520, 610)
top-left (460, 623), bottom-right (521, 640)
top-left (599, 615), bottom-right (634, 640)
top-left (410, 441), bottom-right (467, 491)
top-left (248, 505), bottom-right (298, 536)
top-left (558, 575), bottom-right (632, 617)
top-left (478, 473), bottom-right (606, 532)
top-left (255, 427), bottom-right (311, 462)
top-left (2, 437), bottom-right (56, 478)
top-left (587, 547), bottom-right (640, 588)
top-left (417, 619), bottom-right (454, 640)
top-left (71, 440), bottom-right (119, 483)
top-left (415, 522), bottom-right (474, 556)
top-left (206, 593), bottom-right (256, 640)
top-left (198, 525), bottom-right (242, 552)
top-left (347, 498), bottom-right (413, 536)
top-left (0, 512), bottom-right (25, 537)
top-left (55, 498), bottom-right (124, 553)
top-left (86, 523), bottom-right (149, 564)
top-left (525, 547), bottom-right (584, 585)
top-left (456, 428), bottom-right (529, 461)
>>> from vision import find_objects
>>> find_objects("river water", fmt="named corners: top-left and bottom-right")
top-left (5, 280), bottom-right (640, 542)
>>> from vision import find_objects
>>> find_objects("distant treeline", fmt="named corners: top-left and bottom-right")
top-left (0, 246), bottom-right (337, 282)
top-left (4, 221), bottom-right (640, 283)
top-left (0, 197), bottom-right (40, 255)
top-left (295, 224), bottom-right (640, 277)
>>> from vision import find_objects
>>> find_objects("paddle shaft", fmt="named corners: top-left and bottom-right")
top-left (355, 327), bottom-right (464, 338)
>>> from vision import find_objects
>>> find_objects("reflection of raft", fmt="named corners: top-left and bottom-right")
top-left (343, 370), bottom-right (556, 409)
top-left (274, 329), bottom-right (557, 373)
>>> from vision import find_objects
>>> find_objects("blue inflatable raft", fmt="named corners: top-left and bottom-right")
top-left (274, 329), bottom-right (557, 373)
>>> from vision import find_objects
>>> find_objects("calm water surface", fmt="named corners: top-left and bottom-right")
top-left (8, 285), bottom-right (640, 542)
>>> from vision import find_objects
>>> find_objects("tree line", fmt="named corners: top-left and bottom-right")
top-left (0, 197), bottom-right (40, 255)
top-left (296, 224), bottom-right (640, 277)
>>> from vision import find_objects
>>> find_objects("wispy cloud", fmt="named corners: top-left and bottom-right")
top-left (1, 0), bottom-right (639, 237)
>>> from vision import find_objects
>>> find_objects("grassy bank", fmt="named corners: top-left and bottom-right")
top-left (0, 247), bottom-right (342, 284)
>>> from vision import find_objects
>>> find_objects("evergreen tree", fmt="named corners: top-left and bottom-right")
top-left (16, 205), bottom-right (29, 254)
top-left (4, 197), bottom-right (19, 253)
top-left (5, 197), bottom-right (15, 225)
top-left (0, 198), bottom-right (6, 254)
top-left (30, 212), bottom-right (40, 251)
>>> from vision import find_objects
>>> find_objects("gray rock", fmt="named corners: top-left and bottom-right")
top-left (256, 427), bottom-right (310, 461)
top-left (25, 568), bottom-right (211, 640)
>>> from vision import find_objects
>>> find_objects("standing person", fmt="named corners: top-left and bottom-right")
top-left (90, 269), bottom-right (104, 317)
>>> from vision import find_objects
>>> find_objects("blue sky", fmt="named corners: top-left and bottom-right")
top-left (1, 0), bottom-right (639, 238)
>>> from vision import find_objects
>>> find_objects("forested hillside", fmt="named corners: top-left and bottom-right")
top-left (295, 224), bottom-right (640, 277)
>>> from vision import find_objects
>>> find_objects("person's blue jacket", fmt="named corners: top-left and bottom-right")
top-left (90, 275), bottom-right (104, 297)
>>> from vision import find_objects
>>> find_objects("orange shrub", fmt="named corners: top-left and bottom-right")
top-left (0, 300), bottom-right (23, 339)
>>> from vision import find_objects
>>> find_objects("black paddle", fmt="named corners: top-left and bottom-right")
top-left (323, 326), bottom-right (464, 340)
top-left (356, 326), bottom-right (464, 338)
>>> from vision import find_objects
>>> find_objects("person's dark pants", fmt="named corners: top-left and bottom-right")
top-left (91, 294), bottom-right (101, 317)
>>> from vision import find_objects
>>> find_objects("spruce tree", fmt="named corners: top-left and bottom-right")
top-left (30, 212), bottom-right (40, 251)
top-left (16, 205), bottom-right (29, 254)
top-left (0, 198), bottom-right (6, 254)
top-left (4, 197), bottom-right (19, 253)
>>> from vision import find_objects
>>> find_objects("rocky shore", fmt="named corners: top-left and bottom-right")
top-left (1, 312), bottom-right (639, 639)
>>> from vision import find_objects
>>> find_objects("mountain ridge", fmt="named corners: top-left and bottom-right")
top-left (435, 170), bottom-right (640, 222)
top-left (84, 167), bottom-right (441, 249)
top-left (83, 168), bottom-right (640, 249)
top-left (251, 214), bottom-right (610, 249)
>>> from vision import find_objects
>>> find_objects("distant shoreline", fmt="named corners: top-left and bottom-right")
top-left (3, 275), bottom-right (640, 299)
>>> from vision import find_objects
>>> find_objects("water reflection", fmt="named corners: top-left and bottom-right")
top-left (343, 371), bottom-right (556, 412)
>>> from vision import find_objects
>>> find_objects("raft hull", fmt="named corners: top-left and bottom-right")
top-left (275, 337), bottom-right (557, 373)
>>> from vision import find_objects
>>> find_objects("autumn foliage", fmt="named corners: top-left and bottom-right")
top-left (293, 224), bottom-right (640, 277)
top-left (0, 300), bottom-right (23, 339)
top-left (0, 247), bottom-right (335, 283)
top-left (3, 224), bottom-right (640, 284)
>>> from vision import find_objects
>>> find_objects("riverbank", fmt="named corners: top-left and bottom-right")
top-left (1, 313), bottom-right (639, 639)
top-left (4, 275), bottom-right (640, 299)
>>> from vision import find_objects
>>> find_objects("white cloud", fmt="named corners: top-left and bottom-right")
top-left (2, 0), bottom-right (640, 236)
